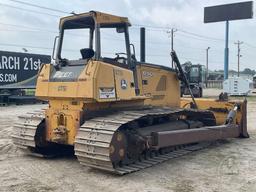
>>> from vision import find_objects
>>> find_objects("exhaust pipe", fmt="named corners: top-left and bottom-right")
top-left (140, 27), bottom-right (146, 62)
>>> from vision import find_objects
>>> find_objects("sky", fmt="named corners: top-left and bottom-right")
top-left (0, 0), bottom-right (255, 71)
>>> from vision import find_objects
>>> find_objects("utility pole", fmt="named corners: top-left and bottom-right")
top-left (206, 47), bottom-right (210, 87)
top-left (234, 41), bottom-right (243, 77)
top-left (167, 28), bottom-right (177, 68)
top-left (224, 20), bottom-right (229, 80)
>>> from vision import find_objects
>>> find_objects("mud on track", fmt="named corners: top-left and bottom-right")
top-left (0, 100), bottom-right (256, 192)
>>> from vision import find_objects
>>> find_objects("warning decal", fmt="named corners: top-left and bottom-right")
top-left (99, 87), bottom-right (115, 99)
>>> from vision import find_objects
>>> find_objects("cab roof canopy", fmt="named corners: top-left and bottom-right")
top-left (60, 11), bottom-right (131, 29)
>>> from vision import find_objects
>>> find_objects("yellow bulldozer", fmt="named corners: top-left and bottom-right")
top-left (12, 11), bottom-right (248, 175)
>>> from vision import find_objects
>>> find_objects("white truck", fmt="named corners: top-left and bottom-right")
top-left (223, 77), bottom-right (253, 96)
top-left (253, 75), bottom-right (256, 88)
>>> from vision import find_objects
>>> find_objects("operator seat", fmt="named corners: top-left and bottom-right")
top-left (80, 48), bottom-right (95, 59)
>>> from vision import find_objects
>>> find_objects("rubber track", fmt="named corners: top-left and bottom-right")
top-left (74, 108), bottom-right (210, 175)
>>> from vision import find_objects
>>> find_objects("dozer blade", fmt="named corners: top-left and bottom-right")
top-left (151, 124), bottom-right (241, 149)
top-left (180, 98), bottom-right (248, 138)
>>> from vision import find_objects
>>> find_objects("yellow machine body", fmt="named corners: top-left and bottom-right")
top-left (36, 60), bottom-right (245, 145)
top-left (13, 11), bottom-right (247, 175)
top-left (34, 10), bottom-right (245, 146)
top-left (36, 60), bottom-right (180, 145)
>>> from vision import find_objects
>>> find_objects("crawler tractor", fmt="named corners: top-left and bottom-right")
top-left (12, 11), bottom-right (248, 175)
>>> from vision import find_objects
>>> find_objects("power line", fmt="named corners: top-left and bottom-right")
top-left (3, 0), bottom-right (256, 50)
top-left (0, 2), bottom-right (61, 17)
top-left (0, 29), bottom-right (41, 33)
top-left (0, 21), bottom-right (252, 59)
top-left (136, 24), bottom-right (254, 48)
top-left (145, 52), bottom-right (237, 64)
top-left (174, 38), bottom-right (237, 54)
top-left (0, 42), bottom-right (52, 50)
top-left (135, 24), bottom-right (226, 42)
top-left (0, 22), bottom-right (57, 33)
top-left (0, 4), bottom-right (252, 70)
top-left (8, 0), bottom-right (70, 14)
top-left (0, 1), bottom-right (254, 62)
top-left (0, 22), bottom-right (244, 56)
top-left (133, 24), bottom-right (170, 30)
top-left (0, 42), bottom-right (240, 66)
top-left (244, 42), bottom-right (256, 49)
top-left (0, 42), bottom-right (85, 53)
top-left (178, 29), bottom-right (224, 42)
top-left (2, 1), bottom-right (255, 50)
top-left (176, 32), bottom-right (222, 43)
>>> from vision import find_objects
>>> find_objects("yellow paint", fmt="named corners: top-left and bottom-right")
top-left (60, 11), bottom-right (130, 28)
top-left (35, 11), bottom-right (245, 146)
top-left (138, 64), bottom-right (180, 107)
top-left (36, 58), bottom-right (182, 145)
top-left (45, 99), bottom-right (83, 145)
top-left (36, 59), bottom-right (245, 145)
top-left (180, 98), bottom-right (244, 125)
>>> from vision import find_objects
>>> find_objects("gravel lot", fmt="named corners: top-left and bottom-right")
top-left (0, 90), bottom-right (255, 192)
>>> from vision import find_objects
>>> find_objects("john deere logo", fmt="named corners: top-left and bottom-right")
top-left (121, 79), bottom-right (127, 89)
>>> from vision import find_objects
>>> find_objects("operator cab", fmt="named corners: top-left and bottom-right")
top-left (54, 11), bottom-right (133, 68)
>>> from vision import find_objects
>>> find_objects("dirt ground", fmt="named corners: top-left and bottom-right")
top-left (0, 90), bottom-right (256, 192)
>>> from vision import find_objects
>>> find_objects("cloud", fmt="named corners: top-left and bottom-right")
top-left (0, 0), bottom-right (254, 70)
